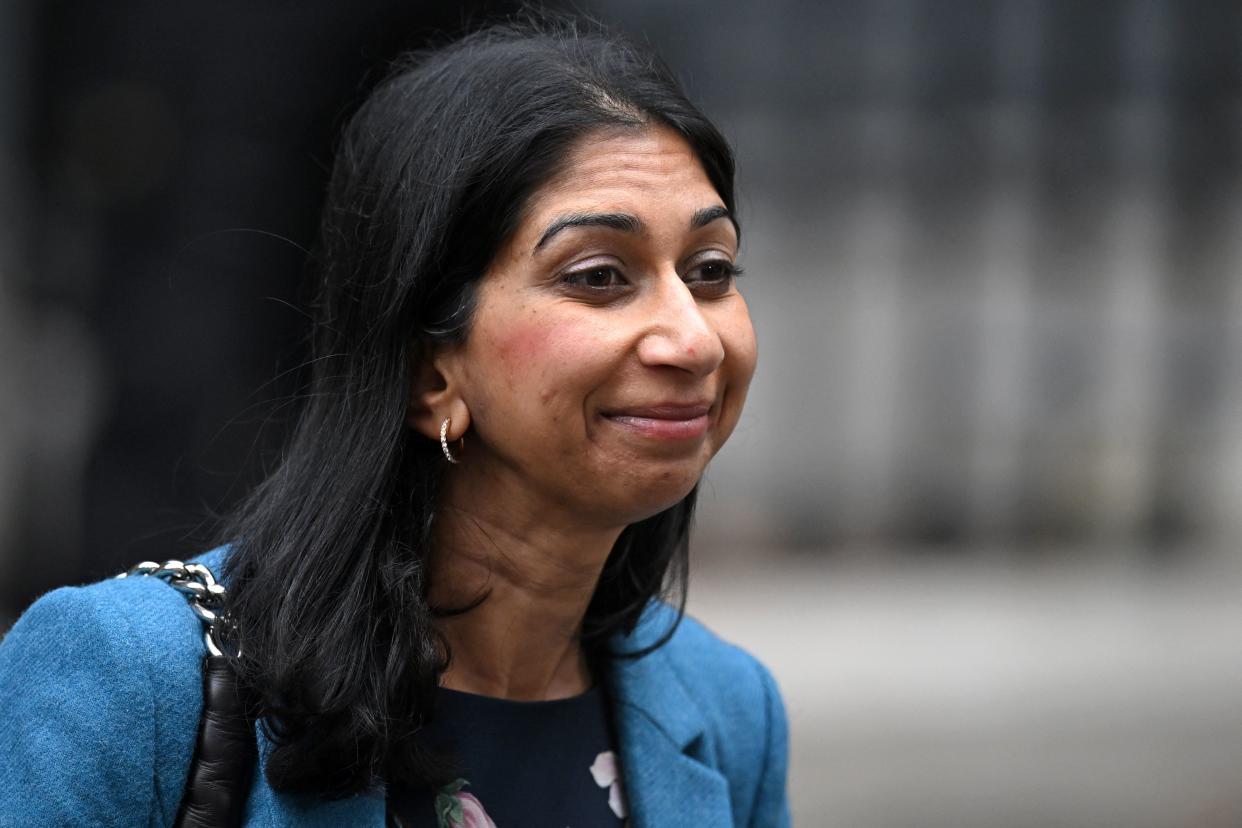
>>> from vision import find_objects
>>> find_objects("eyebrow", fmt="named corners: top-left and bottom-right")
top-left (533, 205), bottom-right (738, 253)
top-left (690, 205), bottom-right (734, 232)
top-left (534, 212), bottom-right (642, 251)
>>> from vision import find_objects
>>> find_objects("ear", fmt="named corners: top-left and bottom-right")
top-left (406, 340), bottom-right (471, 442)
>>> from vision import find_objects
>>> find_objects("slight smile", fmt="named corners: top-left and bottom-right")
top-left (601, 403), bottom-right (712, 440)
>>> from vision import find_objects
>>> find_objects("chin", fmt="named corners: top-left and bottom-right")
top-left (616, 466), bottom-right (703, 524)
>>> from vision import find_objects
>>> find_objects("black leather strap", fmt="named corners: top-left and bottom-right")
top-left (174, 655), bottom-right (257, 828)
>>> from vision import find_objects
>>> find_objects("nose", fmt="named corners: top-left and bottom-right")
top-left (636, 276), bottom-right (726, 377)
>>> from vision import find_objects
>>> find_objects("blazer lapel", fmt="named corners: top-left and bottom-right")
top-left (234, 593), bottom-right (734, 828)
top-left (610, 635), bottom-right (733, 828)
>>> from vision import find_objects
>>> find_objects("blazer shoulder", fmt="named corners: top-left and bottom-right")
top-left (0, 566), bottom-right (207, 826)
top-left (671, 610), bottom-right (785, 744)
top-left (631, 601), bottom-right (781, 708)
top-left (620, 602), bottom-right (791, 827)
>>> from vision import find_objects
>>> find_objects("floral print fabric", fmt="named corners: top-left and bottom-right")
top-left (434, 780), bottom-right (498, 828)
top-left (588, 751), bottom-right (628, 820)
top-left (431, 756), bottom-right (627, 828)
top-left (387, 686), bottom-right (628, 827)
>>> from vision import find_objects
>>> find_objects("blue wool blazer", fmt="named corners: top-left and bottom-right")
top-left (0, 547), bottom-right (790, 827)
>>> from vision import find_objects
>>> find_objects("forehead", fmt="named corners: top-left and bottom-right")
top-left (520, 126), bottom-right (722, 233)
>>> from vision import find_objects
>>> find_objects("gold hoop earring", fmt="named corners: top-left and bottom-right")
top-left (440, 417), bottom-right (463, 464)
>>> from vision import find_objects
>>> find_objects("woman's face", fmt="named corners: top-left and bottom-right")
top-left (439, 125), bottom-right (757, 528)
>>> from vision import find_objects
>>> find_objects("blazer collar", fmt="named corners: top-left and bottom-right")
top-left (240, 596), bottom-right (734, 827)
top-left (608, 608), bottom-right (734, 828)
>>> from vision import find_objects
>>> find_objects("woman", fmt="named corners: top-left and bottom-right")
top-left (0, 20), bottom-right (789, 828)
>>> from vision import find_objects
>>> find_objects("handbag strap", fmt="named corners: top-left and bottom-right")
top-left (118, 560), bottom-right (256, 828)
top-left (117, 560), bottom-right (233, 655)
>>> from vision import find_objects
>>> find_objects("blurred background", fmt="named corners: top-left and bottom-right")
top-left (2, 1), bottom-right (1240, 825)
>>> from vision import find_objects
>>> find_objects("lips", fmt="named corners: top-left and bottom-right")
top-left (601, 402), bottom-right (712, 440)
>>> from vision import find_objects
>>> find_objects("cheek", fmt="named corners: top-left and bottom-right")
top-left (713, 304), bottom-right (758, 445)
top-left (482, 309), bottom-right (607, 409)
top-left (722, 302), bottom-right (758, 382)
top-left (496, 323), bottom-right (551, 368)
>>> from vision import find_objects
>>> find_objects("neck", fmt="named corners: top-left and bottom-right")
top-left (428, 476), bottom-right (624, 701)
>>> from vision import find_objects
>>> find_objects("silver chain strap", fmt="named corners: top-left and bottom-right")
top-left (116, 560), bottom-right (235, 657)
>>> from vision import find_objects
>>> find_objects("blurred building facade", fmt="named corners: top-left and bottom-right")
top-left (592, 0), bottom-right (1242, 557)
top-left (0, 0), bottom-right (522, 614)
top-left (2, 3), bottom-right (1241, 826)
top-left (2, 0), bottom-right (1240, 607)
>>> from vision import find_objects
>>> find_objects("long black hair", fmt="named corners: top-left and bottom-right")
top-left (220, 17), bottom-right (737, 797)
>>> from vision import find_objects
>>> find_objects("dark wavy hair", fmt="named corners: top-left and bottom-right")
top-left (220, 18), bottom-right (737, 797)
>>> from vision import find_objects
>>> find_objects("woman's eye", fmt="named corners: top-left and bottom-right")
top-left (562, 266), bottom-right (627, 290)
top-left (686, 260), bottom-right (743, 289)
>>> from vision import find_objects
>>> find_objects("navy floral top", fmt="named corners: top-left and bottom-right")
top-left (387, 685), bottom-right (629, 828)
